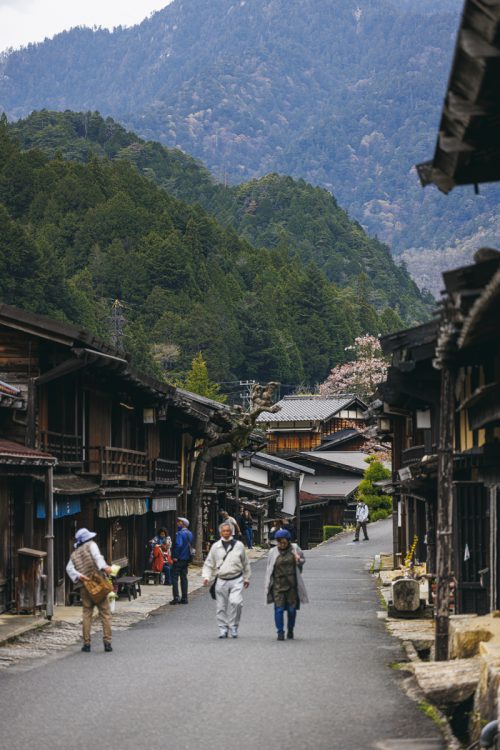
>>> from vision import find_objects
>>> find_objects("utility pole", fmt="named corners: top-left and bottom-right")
top-left (239, 380), bottom-right (256, 410)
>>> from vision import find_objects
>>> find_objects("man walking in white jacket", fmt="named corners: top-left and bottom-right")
top-left (202, 522), bottom-right (251, 638)
top-left (353, 499), bottom-right (369, 542)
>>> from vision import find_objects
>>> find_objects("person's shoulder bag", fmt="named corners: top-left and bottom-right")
top-left (84, 572), bottom-right (113, 604)
top-left (76, 543), bottom-right (113, 604)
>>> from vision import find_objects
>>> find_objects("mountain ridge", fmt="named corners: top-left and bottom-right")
top-left (2, 0), bottom-right (498, 294)
top-left (8, 109), bottom-right (433, 321)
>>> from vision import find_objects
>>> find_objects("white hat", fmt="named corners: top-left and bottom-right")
top-left (74, 528), bottom-right (96, 547)
top-left (177, 517), bottom-right (190, 527)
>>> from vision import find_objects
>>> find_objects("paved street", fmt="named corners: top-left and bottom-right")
top-left (0, 520), bottom-right (444, 750)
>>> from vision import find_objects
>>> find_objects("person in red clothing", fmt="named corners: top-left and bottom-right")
top-left (148, 528), bottom-right (173, 584)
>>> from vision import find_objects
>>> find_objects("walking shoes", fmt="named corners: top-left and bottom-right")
top-left (81, 644), bottom-right (91, 653)
top-left (277, 631), bottom-right (285, 641)
top-left (230, 627), bottom-right (238, 638)
top-left (104, 642), bottom-right (113, 652)
top-left (219, 630), bottom-right (228, 639)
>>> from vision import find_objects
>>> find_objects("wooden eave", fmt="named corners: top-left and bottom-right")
top-left (379, 366), bottom-right (440, 408)
top-left (458, 265), bottom-right (500, 348)
top-left (416, 0), bottom-right (500, 193)
top-left (0, 303), bottom-right (121, 356)
top-left (442, 255), bottom-right (500, 295)
top-left (458, 381), bottom-right (500, 429)
top-left (380, 320), bottom-right (439, 357)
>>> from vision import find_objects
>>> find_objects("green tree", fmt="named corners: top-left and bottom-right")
top-left (184, 353), bottom-right (227, 403)
top-left (357, 456), bottom-right (392, 521)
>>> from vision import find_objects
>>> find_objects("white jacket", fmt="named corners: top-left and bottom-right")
top-left (356, 502), bottom-right (369, 523)
top-left (202, 539), bottom-right (251, 583)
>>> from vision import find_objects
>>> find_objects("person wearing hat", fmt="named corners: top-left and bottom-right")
top-left (170, 517), bottom-right (193, 605)
top-left (264, 529), bottom-right (308, 641)
top-left (66, 528), bottom-right (113, 652)
top-left (202, 521), bottom-right (251, 639)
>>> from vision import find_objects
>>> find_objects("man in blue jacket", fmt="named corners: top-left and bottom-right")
top-left (170, 517), bottom-right (193, 604)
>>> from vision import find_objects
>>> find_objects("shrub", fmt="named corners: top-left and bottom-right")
top-left (357, 455), bottom-right (392, 519)
top-left (323, 525), bottom-right (343, 541)
top-left (369, 509), bottom-right (390, 522)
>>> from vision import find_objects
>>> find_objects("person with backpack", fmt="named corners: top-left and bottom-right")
top-left (66, 528), bottom-right (113, 653)
top-left (170, 517), bottom-right (193, 605)
top-left (202, 521), bottom-right (251, 639)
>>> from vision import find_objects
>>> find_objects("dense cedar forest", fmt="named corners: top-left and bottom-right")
top-left (1, 0), bottom-right (498, 294)
top-left (0, 112), bottom-right (430, 387)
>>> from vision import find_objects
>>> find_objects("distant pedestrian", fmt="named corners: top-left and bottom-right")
top-left (242, 509), bottom-right (254, 548)
top-left (234, 506), bottom-right (246, 541)
top-left (268, 519), bottom-right (283, 547)
top-left (265, 529), bottom-right (308, 641)
top-left (282, 518), bottom-right (297, 542)
top-left (353, 499), bottom-right (369, 541)
top-left (66, 528), bottom-right (113, 653)
top-left (170, 517), bottom-right (193, 604)
top-left (202, 522), bottom-right (251, 638)
top-left (219, 509), bottom-right (240, 538)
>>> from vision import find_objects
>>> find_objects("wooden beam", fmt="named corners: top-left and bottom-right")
top-left (435, 366), bottom-right (455, 661)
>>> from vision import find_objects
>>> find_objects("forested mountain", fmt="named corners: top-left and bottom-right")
top-left (8, 110), bottom-right (432, 322)
top-left (1, 0), bottom-right (498, 294)
top-left (0, 117), bottom-right (412, 387)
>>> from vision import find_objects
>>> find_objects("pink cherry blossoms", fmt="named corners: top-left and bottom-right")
top-left (319, 335), bottom-right (388, 401)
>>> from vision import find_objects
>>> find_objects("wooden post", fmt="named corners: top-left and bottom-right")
top-left (435, 365), bottom-right (455, 661)
top-left (295, 478), bottom-right (301, 546)
top-left (45, 465), bottom-right (54, 620)
top-left (26, 378), bottom-right (36, 448)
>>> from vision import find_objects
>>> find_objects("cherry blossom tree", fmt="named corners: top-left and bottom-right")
top-left (319, 334), bottom-right (388, 402)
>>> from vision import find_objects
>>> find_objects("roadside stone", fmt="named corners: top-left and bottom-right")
top-left (412, 659), bottom-right (480, 708)
top-left (449, 614), bottom-right (493, 659)
top-left (392, 578), bottom-right (421, 612)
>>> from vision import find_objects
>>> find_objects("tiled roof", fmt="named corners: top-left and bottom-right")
top-left (257, 395), bottom-right (363, 424)
top-left (0, 439), bottom-right (56, 464)
top-left (300, 474), bottom-right (361, 500)
top-left (301, 451), bottom-right (371, 472)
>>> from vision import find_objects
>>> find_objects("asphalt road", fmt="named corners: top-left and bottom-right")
top-left (0, 519), bottom-right (445, 750)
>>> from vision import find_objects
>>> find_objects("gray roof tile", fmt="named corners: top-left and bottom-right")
top-left (257, 395), bottom-right (362, 424)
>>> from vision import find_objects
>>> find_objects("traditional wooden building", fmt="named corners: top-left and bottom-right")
top-left (379, 253), bottom-right (500, 621)
top-left (257, 395), bottom-right (367, 456)
top-left (234, 451), bottom-right (315, 546)
top-left (0, 438), bottom-right (56, 613)
top-left (0, 305), bottom-right (229, 608)
top-left (378, 321), bottom-right (441, 572)
top-left (410, 0), bottom-right (500, 658)
top-left (291, 451), bottom-right (381, 547)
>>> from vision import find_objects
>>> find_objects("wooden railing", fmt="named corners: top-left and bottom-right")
top-left (86, 446), bottom-right (148, 482)
top-left (150, 458), bottom-right (180, 486)
top-left (40, 431), bottom-right (83, 463)
top-left (211, 467), bottom-right (234, 487)
top-left (402, 445), bottom-right (426, 467)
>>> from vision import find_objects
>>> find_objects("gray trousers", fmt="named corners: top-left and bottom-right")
top-left (355, 521), bottom-right (369, 540)
top-left (215, 576), bottom-right (244, 631)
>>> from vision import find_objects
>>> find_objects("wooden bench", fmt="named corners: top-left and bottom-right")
top-left (115, 575), bottom-right (142, 601)
top-left (143, 570), bottom-right (161, 585)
